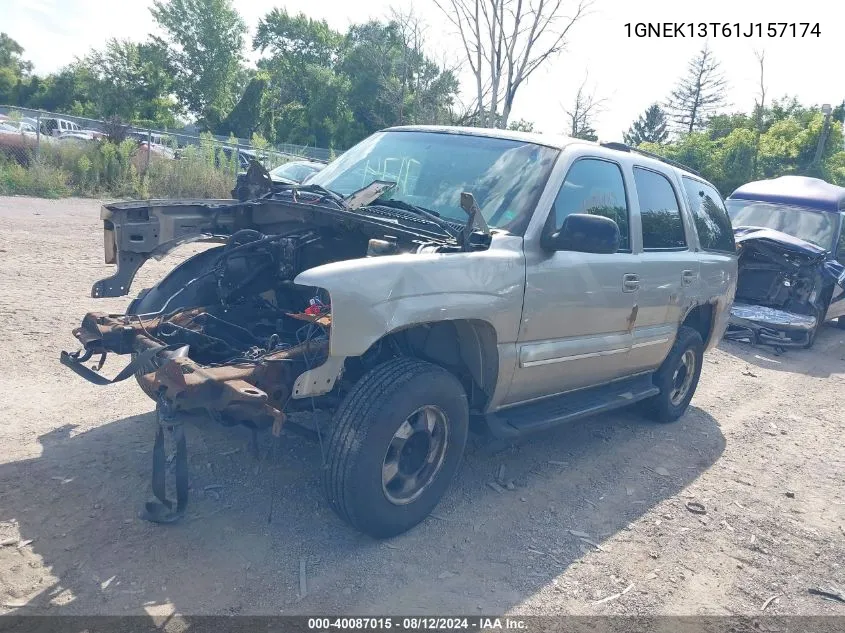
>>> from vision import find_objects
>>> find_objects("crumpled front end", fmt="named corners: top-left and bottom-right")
top-left (725, 227), bottom-right (837, 349)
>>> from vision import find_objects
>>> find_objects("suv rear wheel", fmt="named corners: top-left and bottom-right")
top-left (642, 325), bottom-right (704, 423)
top-left (322, 358), bottom-right (469, 538)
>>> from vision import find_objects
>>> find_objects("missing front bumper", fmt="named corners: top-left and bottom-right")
top-left (60, 311), bottom-right (329, 430)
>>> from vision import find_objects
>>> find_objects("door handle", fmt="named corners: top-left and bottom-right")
top-left (622, 273), bottom-right (639, 293)
top-left (682, 269), bottom-right (696, 286)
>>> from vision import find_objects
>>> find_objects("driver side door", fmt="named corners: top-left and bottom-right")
top-left (506, 156), bottom-right (640, 404)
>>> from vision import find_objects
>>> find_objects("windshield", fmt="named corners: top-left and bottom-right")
top-left (271, 162), bottom-right (322, 182)
top-left (726, 199), bottom-right (839, 251)
top-left (308, 130), bottom-right (559, 233)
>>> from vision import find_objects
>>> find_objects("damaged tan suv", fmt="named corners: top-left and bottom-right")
top-left (62, 126), bottom-right (737, 537)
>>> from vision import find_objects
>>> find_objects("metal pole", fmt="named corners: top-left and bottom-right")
top-left (146, 129), bottom-right (152, 173)
top-left (35, 112), bottom-right (41, 161)
top-left (812, 109), bottom-right (832, 169)
top-left (841, 101), bottom-right (845, 152)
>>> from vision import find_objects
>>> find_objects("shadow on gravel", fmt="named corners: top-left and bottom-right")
top-left (0, 401), bottom-right (725, 617)
top-left (719, 323), bottom-right (845, 378)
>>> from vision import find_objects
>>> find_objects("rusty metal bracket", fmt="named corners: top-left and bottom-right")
top-left (91, 250), bottom-right (148, 298)
top-left (59, 344), bottom-right (168, 386)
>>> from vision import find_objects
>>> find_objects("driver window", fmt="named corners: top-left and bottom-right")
top-left (837, 214), bottom-right (845, 260)
top-left (552, 158), bottom-right (629, 251)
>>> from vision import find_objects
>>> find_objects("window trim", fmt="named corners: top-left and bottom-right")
top-left (633, 164), bottom-right (689, 252)
top-left (681, 175), bottom-right (736, 254)
top-left (551, 156), bottom-right (633, 253)
top-left (835, 212), bottom-right (845, 260)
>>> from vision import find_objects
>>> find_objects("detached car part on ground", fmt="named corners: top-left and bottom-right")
top-left (724, 176), bottom-right (845, 350)
top-left (62, 127), bottom-right (736, 538)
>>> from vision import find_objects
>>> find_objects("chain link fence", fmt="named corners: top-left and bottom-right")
top-left (0, 106), bottom-right (335, 199)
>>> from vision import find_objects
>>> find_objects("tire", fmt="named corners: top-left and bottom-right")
top-left (835, 316), bottom-right (845, 330)
top-left (642, 325), bottom-right (704, 424)
top-left (322, 357), bottom-right (469, 538)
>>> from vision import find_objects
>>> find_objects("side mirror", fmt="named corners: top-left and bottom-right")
top-left (543, 213), bottom-right (620, 254)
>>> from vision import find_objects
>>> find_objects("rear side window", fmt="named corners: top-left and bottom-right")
top-left (552, 158), bottom-right (630, 250)
top-left (633, 167), bottom-right (686, 250)
top-left (682, 177), bottom-right (735, 252)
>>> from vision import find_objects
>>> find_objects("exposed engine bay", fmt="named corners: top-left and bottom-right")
top-left (725, 227), bottom-right (844, 349)
top-left (58, 163), bottom-right (499, 524)
top-left (62, 172), bottom-right (493, 436)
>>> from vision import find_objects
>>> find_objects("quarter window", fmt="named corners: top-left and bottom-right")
top-left (634, 167), bottom-right (686, 250)
top-left (551, 158), bottom-right (630, 250)
top-left (682, 177), bottom-right (735, 252)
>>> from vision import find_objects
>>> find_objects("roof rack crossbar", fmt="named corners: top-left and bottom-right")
top-left (600, 141), bottom-right (702, 177)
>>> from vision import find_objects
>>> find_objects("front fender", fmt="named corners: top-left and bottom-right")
top-left (93, 199), bottom-right (237, 298)
top-left (293, 239), bottom-right (526, 358)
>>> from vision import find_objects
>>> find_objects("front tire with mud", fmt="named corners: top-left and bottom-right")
top-left (322, 358), bottom-right (469, 538)
top-left (642, 325), bottom-right (704, 424)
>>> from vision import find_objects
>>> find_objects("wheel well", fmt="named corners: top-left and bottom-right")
top-left (682, 303), bottom-right (715, 347)
top-left (352, 320), bottom-right (499, 412)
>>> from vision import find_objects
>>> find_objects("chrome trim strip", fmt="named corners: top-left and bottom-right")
top-left (631, 337), bottom-right (669, 349)
top-left (520, 347), bottom-right (628, 368)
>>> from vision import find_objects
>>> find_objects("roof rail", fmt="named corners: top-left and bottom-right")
top-left (600, 141), bottom-right (702, 177)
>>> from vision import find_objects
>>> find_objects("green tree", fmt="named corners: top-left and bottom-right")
top-left (217, 72), bottom-right (269, 139)
top-left (0, 33), bottom-right (33, 104)
top-left (507, 119), bottom-right (536, 132)
top-left (254, 9), bottom-right (341, 67)
top-left (251, 11), bottom-right (457, 148)
top-left (624, 104), bottom-right (669, 146)
top-left (83, 39), bottom-right (178, 126)
top-left (339, 20), bottom-right (457, 134)
top-left (151, 0), bottom-right (246, 127)
top-left (715, 128), bottom-right (756, 194)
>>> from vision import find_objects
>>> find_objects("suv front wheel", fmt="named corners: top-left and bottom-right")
top-left (322, 358), bottom-right (469, 538)
top-left (642, 325), bottom-right (704, 423)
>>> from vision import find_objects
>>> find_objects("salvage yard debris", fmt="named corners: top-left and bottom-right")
top-left (593, 583), bottom-right (634, 606)
top-left (808, 587), bottom-right (845, 604)
top-left (685, 501), bottom-right (707, 515)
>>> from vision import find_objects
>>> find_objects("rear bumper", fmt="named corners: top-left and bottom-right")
top-left (725, 302), bottom-right (817, 348)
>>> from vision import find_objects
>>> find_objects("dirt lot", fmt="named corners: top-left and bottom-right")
top-left (1, 196), bottom-right (844, 617)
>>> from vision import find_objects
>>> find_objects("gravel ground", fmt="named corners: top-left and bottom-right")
top-left (0, 196), bottom-right (844, 617)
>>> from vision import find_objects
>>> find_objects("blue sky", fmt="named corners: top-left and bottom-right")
top-left (4, 0), bottom-right (841, 139)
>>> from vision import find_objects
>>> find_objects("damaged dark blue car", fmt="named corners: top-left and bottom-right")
top-left (725, 176), bottom-right (845, 350)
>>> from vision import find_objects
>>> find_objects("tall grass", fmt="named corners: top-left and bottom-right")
top-left (0, 134), bottom-right (272, 199)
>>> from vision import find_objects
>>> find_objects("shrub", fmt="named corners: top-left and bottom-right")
top-left (0, 160), bottom-right (71, 198)
top-left (146, 149), bottom-right (234, 199)
top-left (0, 136), bottom-right (270, 200)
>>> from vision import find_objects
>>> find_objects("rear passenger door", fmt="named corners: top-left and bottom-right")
top-left (681, 176), bottom-right (737, 330)
top-left (629, 166), bottom-right (700, 373)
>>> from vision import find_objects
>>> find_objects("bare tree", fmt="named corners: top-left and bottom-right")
top-left (390, 7), bottom-right (427, 124)
top-left (752, 50), bottom-right (766, 178)
top-left (433, 0), bottom-right (592, 128)
top-left (664, 43), bottom-right (727, 134)
top-left (564, 75), bottom-right (605, 140)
